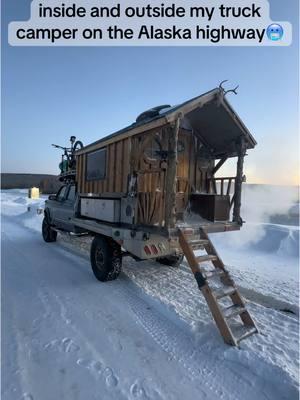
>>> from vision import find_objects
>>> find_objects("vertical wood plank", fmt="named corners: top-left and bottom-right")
top-left (195, 157), bottom-right (201, 192)
top-left (137, 173), bottom-right (144, 193)
top-left (177, 131), bottom-right (183, 179)
top-left (122, 139), bottom-right (130, 192)
top-left (182, 133), bottom-right (189, 180)
top-left (82, 154), bottom-right (85, 193)
top-left (158, 170), bottom-right (165, 226)
top-left (114, 141), bottom-right (123, 192)
top-left (108, 143), bottom-right (115, 192)
top-left (188, 135), bottom-right (194, 191)
top-left (82, 154), bottom-right (86, 193)
top-left (79, 155), bottom-right (83, 193)
top-left (76, 155), bottom-right (81, 193)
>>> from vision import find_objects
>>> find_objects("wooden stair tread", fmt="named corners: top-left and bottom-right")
top-left (196, 254), bottom-right (218, 263)
top-left (202, 268), bottom-right (225, 279)
top-left (188, 239), bottom-right (209, 246)
top-left (188, 239), bottom-right (209, 249)
top-left (232, 325), bottom-right (257, 343)
top-left (223, 304), bottom-right (246, 319)
top-left (213, 286), bottom-right (236, 299)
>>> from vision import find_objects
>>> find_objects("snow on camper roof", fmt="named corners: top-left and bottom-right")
top-left (76, 87), bottom-right (257, 157)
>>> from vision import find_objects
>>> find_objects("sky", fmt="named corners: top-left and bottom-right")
top-left (1, 0), bottom-right (299, 185)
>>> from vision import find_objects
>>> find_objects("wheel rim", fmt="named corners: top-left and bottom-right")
top-left (95, 247), bottom-right (105, 272)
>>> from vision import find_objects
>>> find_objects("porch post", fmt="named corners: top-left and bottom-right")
top-left (233, 138), bottom-right (246, 225)
top-left (164, 115), bottom-right (181, 229)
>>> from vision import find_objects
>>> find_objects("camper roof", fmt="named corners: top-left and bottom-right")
top-left (76, 87), bottom-right (257, 158)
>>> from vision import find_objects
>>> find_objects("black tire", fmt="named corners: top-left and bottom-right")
top-left (73, 140), bottom-right (83, 151)
top-left (90, 235), bottom-right (122, 282)
top-left (156, 254), bottom-right (184, 267)
top-left (42, 217), bottom-right (57, 243)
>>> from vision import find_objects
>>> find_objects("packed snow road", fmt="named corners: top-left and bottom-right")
top-left (1, 190), bottom-right (299, 400)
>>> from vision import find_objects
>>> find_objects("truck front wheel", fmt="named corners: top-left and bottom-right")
top-left (42, 217), bottom-right (57, 242)
top-left (90, 235), bottom-right (122, 282)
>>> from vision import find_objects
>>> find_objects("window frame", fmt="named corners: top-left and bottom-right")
top-left (85, 147), bottom-right (107, 182)
top-left (66, 185), bottom-right (76, 202)
top-left (56, 185), bottom-right (68, 201)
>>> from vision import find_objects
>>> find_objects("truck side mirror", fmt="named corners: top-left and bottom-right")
top-left (48, 194), bottom-right (57, 201)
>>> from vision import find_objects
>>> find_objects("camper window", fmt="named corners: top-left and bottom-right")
top-left (86, 148), bottom-right (107, 181)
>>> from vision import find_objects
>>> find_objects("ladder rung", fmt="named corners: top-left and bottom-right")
top-left (223, 304), bottom-right (246, 319)
top-left (203, 269), bottom-right (225, 279)
top-left (213, 286), bottom-right (236, 299)
top-left (196, 255), bottom-right (218, 263)
top-left (188, 239), bottom-right (209, 246)
top-left (235, 326), bottom-right (257, 343)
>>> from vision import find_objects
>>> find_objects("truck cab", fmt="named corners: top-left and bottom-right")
top-left (44, 183), bottom-right (79, 233)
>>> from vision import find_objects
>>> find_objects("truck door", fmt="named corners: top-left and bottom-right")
top-left (54, 184), bottom-right (76, 231)
top-left (51, 185), bottom-right (68, 228)
top-left (63, 184), bottom-right (77, 230)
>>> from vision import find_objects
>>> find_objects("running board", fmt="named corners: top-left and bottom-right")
top-left (178, 228), bottom-right (258, 346)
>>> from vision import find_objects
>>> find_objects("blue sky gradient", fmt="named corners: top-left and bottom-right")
top-left (1, 0), bottom-right (299, 184)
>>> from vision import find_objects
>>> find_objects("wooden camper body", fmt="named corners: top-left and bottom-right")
top-left (75, 87), bottom-right (256, 234)
top-left (71, 88), bottom-right (259, 346)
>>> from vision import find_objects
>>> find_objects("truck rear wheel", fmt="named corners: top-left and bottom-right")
top-left (42, 217), bottom-right (57, 242)
top-left (90, 235), bottom-right (122, 282)
top-left (156, 254), bottom-right (184, 267)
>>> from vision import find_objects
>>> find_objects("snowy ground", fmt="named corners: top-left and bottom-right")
top-left (1, 189), bottom-right (299, 400)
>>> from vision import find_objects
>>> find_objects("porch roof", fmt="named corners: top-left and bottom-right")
top-left (76, 87), bottom-right (257, 158)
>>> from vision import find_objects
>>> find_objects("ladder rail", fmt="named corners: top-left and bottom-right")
top-left (200, 229), bottom-right (226, 270)
top-left (178, 228), bottom-right (258, 346)
top-left (178, 230), bottom-right (237, 345)
top-left (201, 228), bottom-right (257, 327)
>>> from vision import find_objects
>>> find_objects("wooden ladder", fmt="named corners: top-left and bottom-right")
top-left (178, 228), bottom-right (258, 346)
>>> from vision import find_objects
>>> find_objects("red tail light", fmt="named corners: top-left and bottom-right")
top-left (144, 245), bottom-right (151, 255)
top-left (150, 244), bottom-right (158, 255)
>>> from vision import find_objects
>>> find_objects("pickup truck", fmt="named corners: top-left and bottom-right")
top-left (42, 183), bottom-right (183, 282)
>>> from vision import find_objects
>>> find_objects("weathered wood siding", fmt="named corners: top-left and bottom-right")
top-left (76, 124), bottom-right (214, 226)
top-left (76, 137), bottom-right (131, 194)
